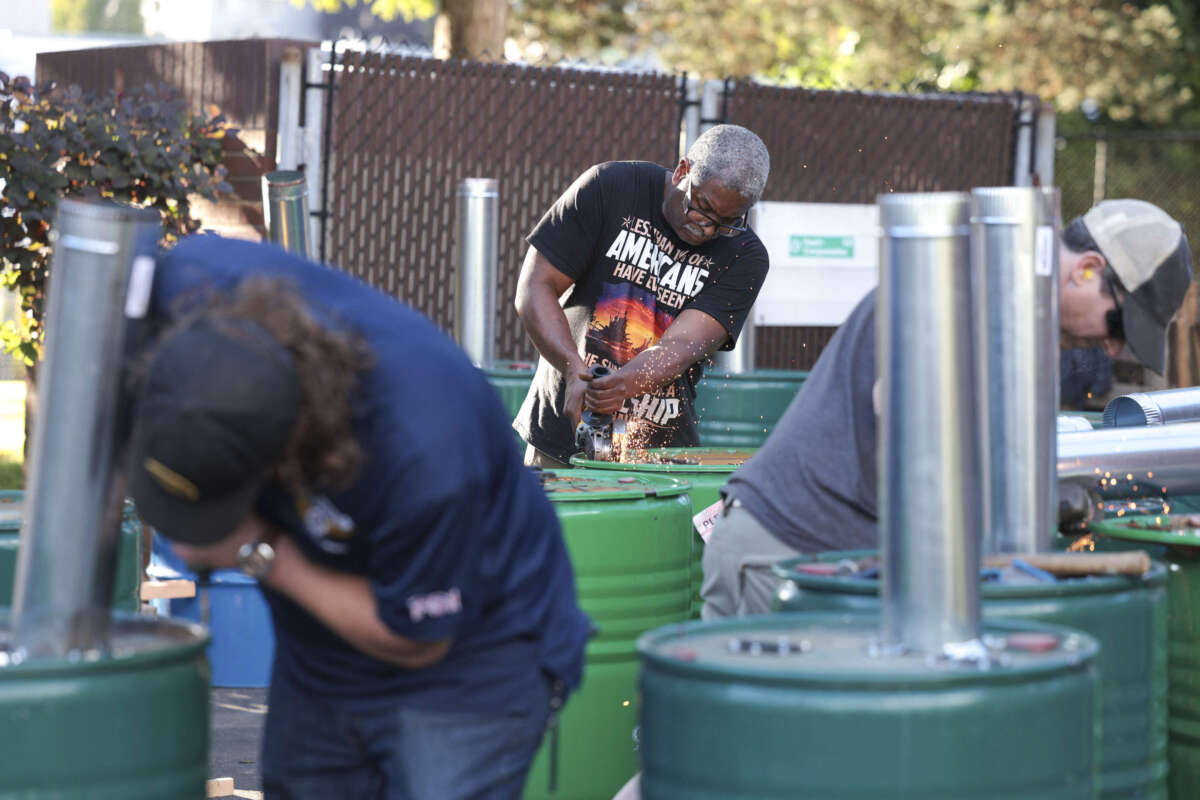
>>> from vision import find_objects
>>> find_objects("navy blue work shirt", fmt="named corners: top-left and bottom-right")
top-left (148, 234), bottom-right (589, 713)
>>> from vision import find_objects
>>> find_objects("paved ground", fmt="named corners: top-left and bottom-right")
top-left (210, 687), bottom-right (268, 798)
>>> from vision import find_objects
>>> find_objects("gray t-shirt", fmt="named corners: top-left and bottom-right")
top-left (724, 290), bottom-right (878, 553)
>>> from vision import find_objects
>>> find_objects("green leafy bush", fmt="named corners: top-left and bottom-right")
top-left (0, 74), bottom-right (232, 365)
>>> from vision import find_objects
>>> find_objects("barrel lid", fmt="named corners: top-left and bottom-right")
top-left (1091, 513), bottom-right (1200, 549)
top-left (539, 470), bottom-right (691, 502)
top-left (0, 612), bottom-right (210, 674)
top-left (773, 551), bottom-right (1168, 598)
top-left (637, 613), bottom-right (1098, 685)
top-left (570, 447), bottom-right (757, 473)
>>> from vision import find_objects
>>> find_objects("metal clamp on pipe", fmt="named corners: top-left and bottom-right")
top-left (1102, 387), bottom-right (1200, 427)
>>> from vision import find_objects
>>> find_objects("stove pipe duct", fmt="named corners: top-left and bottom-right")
top-left (454, 178), bottom-right (498, 368)
top-left (1059, 420), bottom-right (1200, 500)
top-left (971, 187), bottom-right (1061, 555)
top-left (1102, 387), bottom-right (1200, 428)
top-left (877, 192), bottom-right (983, 655)
top-left (711, 207), bottom-right (762, 375)
top-left (11, 199), bottom-right (160, 660)
top-left (262, 170), bottom-right (311, 259)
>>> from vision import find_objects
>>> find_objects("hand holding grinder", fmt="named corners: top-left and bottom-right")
top-left (575, 365), bottom-right (625, 461)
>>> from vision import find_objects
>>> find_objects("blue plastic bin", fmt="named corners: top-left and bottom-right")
top-left (151, 532), bottom-right (275, 688)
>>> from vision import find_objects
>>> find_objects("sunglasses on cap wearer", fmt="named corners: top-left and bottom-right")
top-left (682, 177), bottom-right (749, 238)
top-left (1103, 267), bottom-right (1126, 342)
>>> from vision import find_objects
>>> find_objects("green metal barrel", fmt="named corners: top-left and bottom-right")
top-left (637, 612), bottom-right (1099, 799)
top-left (522, 472), bottom-right (693, 800)
top-left (693, 370), bottom-right (807, 447)
top-left (0, 614), bottom-right (210, 798)
top-left (570, 447), bottom-right (757, 618)
top-left (483, 360), bottom-right (536, 453)
top-left (484, 360), bottom-right (536, 419)
top-left (775, 551), bottom-right (1168, 799)
top-left (1090, 516), bottom-right (1200, 800)
top-left (0, 491), bottom-right (142, 611)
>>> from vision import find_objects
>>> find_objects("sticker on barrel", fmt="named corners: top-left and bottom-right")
top-left (693, 499), bottom-right (724, 542)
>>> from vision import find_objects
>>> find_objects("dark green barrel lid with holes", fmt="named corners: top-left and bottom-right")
top-left (637, 612), bottom-right (1098, 799)
top-left (0, 614), bottom-right (209, 798)
top-left (775, 550), bottom-right (1167, 799)
top-left (571, 448), bottom-right (757, 619)
top-left (693, 370), bottom-right (807, 448)
top-left (1091, 515), bottom-right (1200, 800)
top-left (522, 471), bottom-right (693, 800)
top-left (0, 490), bottom-right (142, 611)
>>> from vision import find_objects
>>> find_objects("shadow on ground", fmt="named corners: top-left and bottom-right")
top-left (211, 687), bottom-right (268, 797)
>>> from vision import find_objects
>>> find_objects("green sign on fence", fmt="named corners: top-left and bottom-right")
top-left (789, 235), bottom-right (855, 259)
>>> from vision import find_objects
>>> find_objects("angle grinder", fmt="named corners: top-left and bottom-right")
top-left (575, 365), bottom-right (625, 461)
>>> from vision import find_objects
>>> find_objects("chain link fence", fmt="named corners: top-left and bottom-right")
top-left (318, 43), bottom-right (1021, 365)
top-left (1056, 131), bottom-right (1200, 240)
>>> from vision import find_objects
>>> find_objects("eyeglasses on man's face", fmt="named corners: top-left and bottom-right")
top-left (683, 179), bottom-right (748, 238)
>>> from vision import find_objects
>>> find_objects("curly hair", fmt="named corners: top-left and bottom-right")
top-left (143, 276), bottom-right (373, 493)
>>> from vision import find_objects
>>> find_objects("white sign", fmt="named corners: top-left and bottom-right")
top-left (693, 498), bottom-right (724, 543)
top-left (750, 201), bottom-right (879, 326)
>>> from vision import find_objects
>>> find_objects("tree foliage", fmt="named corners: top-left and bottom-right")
top-left (294, 0), bottom-right (1196, 123)
top-left (510, 0), bottom-right (1192, 123)
top-left (51, 0), bottom-right (144, 34)
top-left (291, 0), bottom-right (437, 22)
top-left (0, 76), bottom-right (231, 365)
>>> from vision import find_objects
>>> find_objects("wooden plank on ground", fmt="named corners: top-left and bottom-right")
top-left (207, 777), bottom-right (235, 797)
top-left (140, 579), bottom-right (196, 600)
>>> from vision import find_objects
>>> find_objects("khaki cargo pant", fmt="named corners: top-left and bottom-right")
top-left (700, 499), bottom-right (799, 619)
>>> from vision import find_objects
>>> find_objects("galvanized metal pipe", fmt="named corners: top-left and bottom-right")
top-left (11, 199), bottom-right (161, 660)
top-left (1102, 387), bottom-right (1200, 427)
top-left (971, 187), bottom-right (1060, 555)
top-left (1057, 415), bottom-right (1094, 433)
top-left (1059, 421), bottom-right (1200, 500)
top-left (262, 170), bottom-right (311, 258)
top-left (711, 204), bottom-right (759, 375)
top-left (454, 178), bottom-right (498, 368)
top-left (877, 192), bottom-right (983, 655)
top-left (711, 316), bottom-right (756, 374)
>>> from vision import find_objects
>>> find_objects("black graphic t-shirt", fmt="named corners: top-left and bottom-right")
top-left (514, 161), bottom-right (769, 462)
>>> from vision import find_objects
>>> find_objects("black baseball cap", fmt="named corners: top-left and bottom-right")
top-left (128, 317), bottom-right (301, 545)
top-left (1083, 199), bottom-right (1194, 374)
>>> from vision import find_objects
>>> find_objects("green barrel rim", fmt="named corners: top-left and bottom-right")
top-left (542, 471), bottom-right (691, 502)
top-left (1090, 515), bottom-right (1200, 549)
top-left (570, 446), bottom-right (756, 474)
top-left (638, 612), bottom-right (1099, 687)
top-left (775, 551), bottom-right (1169, 599)
top-left (0, 612), bottom-right (210, 677)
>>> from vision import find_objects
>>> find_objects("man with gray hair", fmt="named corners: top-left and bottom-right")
top-left (514, 124), bottom-right (771, 466)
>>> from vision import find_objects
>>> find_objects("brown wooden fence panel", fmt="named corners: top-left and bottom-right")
top-left (323, 51), bottom-right (682, 361)
top-left (725, 84), bottom-right (1017, 368)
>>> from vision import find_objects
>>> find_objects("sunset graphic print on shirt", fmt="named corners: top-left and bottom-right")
top-left (580, 213), bottom-right (715, 454)
top-left (586, 284), bottom-right (674, 366)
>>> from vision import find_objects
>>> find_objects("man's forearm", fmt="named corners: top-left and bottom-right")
top-left (616, 343), bottom-right (700, 396)
top-left (263, 537), bottom-right (450, 669)
top-left (516, 287), bottom-right (585, 375)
